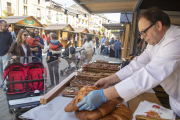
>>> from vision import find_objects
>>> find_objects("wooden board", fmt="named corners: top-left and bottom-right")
top-left (129, 93), bottom-right (162, 114)
top-left (40, 72), bottom-right (76, 104)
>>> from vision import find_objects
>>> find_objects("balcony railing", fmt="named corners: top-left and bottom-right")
top-left (5, 7), bottom-right (15, 15)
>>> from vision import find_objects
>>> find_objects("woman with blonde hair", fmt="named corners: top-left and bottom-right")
top-left (8, 29), bottom-right (32, 63)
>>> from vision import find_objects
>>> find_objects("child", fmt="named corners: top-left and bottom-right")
top-left (26, 32), bottom-right (40, 56)
top-left (47, 37), bottom-right (63, 62)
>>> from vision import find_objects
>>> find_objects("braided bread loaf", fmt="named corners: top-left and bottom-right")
top-left (100, 101), bottom-right (132, 120)
top-left (75, 99), bottom-right (118, 120)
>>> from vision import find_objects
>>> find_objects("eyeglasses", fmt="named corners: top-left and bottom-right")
top-left (139, 23), bottom-right (155, 36)
top-left (23, 34), bottom-right (28, 36)
top-left (0, 25), bottom-right (8, 28)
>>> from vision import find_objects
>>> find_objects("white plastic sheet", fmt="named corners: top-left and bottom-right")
top-left (20, 96), bottom-right (79, 120)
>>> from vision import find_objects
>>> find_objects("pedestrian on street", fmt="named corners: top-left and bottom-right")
top-left (110, 37), bottom-right (114, 45)
top-left (83, 35), bottom-right (87, 44)
top-left (31, 28), bottom-right (44, 62)
top-left (77, 7), bottom-right (180, 118)
top-left (0, 20), bottom-right (13, 88)
top-left (8, 29), bottom-right (32, 64)
top-left (95, 36), bottom-right (99, 48)
top-left (75, 34), bottom-right (79, 48)
top-left (8, 27), bottom-right (16, 42)
top-left (100, 36), bottom-right (106, 54)
top-left (104, 37), bottom-right (110, 55)
top-left (45, 32), bottom-right (62, 87)
top-left (114, 37), bottom-right (121, 58)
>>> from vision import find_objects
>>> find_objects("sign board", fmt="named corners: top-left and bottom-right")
top-left (24, 19), bottom-right (35, 25)
top-left (64, 26), bottom-right (70, 31)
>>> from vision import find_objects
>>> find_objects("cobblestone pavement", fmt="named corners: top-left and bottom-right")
top-left (0, 48), bottom-right (121, 120)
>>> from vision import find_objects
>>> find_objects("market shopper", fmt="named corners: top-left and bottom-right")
top-left (75, 34), bottom-right (79, 48)
top-left (104, 37), bottom-right (110, 55)
top-left (44, 32), bottom-right (62, 87)
top-left (8, 27), bottom-right (16, 42)
top-left (8, 30), bottom-right (32, 63)
top-left (95, 36), bottom-right (99, 48)
top-left (0, 20), bottom-right (13, 88)
top-left (114, 37), bottom-right (121, 58)
top-left (31, 28), bottom-right (44, 62)
top-left (81, 34), bottom-right (94, 51)
top-left (110, 37), bottom-right (115, 45)
top-left (77, 8), bottom-right (180, 117)
top-left (100, 36), bottom-right (106, 54)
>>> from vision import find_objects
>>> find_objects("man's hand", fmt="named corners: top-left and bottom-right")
top-left (30, 47), bottom-right (38, 52)
top-left (34, 41), bottom-right (41, 45)
top-left (12, 56), bottom-right (17, 59)
top-left (49, 49), bottom-right (52, 53)
top-left (35, 41), bottom-right (44, 49)
top-left (94, 77), bottom-right (109, 89)
top-left (77, 89), bottom-right (107, 111)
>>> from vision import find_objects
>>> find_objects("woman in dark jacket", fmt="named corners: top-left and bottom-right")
top-left (8, 29), bottom-right (32, 63)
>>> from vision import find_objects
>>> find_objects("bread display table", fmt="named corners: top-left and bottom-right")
top-left (41, 72), bottom-right (161, 114)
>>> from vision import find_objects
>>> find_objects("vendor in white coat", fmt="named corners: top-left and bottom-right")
top-left (77, 7), bottom-right (180, 117)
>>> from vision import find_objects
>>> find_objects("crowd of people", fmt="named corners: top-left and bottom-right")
top-left (0, 20), bottom-right (64, 90)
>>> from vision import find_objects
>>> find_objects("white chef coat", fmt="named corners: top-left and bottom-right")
top-left (115, 25), bottom-right (180, 116)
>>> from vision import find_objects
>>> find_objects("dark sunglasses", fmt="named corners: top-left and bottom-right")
top-left (23, 34), bottom-right (28, 36)
top-left (139, 23), bottom-right (156, 36)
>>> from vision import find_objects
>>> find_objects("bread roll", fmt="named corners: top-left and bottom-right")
top-left (64, 86), bottom-right (98, 112)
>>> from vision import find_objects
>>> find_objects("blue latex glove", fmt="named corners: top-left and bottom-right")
top-left (77, 89), bottom-right (108, 111)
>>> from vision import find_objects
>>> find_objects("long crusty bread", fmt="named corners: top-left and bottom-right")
top-left (65, 86), bottom-right (117, 120)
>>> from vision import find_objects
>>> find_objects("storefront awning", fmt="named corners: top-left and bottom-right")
top-left (88, 29), bottom-right (96, 34)
top-left (111, 31), bottom-right (124, 37)
top-left (73, 0), bottom-right (143, 13)
top-left (2, 16), bottom-right (44, 27)
top-left (73, 28), bottom-right (89, 33)
top-left (102, 24), bottom-right (126, 30)
top-left (44, 24), bottom-right (74, 31)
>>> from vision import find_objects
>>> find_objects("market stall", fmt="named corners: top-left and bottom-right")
top-left (43, 24), bottom-right (74, 48)
top-left (38, 61), bottom-right (165, 120)
top-left (73, 28), bottom-right (89, 47)
top-left (1, 16), bottom-right (44, 36)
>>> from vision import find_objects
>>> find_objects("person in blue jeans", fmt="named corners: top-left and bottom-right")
top-left (0, 20), bottom-right (13, 88)
top-left (114, 38), bottom-right (121, 58)
top-left (104, 38), bottom-right (110, 55)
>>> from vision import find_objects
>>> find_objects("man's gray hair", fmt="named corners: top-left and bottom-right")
top-left (0, 20), bottom-right (7, 24)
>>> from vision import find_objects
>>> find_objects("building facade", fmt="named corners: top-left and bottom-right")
top-left (0, 0), bottom-right (110, 36)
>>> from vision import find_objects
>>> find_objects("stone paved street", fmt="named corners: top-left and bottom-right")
top-left (0, 48), bottom-right (121, 120)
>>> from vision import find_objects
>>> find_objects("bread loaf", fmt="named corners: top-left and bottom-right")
top-left (64, 86), bottom-right (98, 112)
top-left (65, 86), bottom-right (118, 120)
top-left (75, 99), bottom-right (117, 120)
top-left (99, 101), bottom-right (132, 120)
